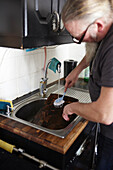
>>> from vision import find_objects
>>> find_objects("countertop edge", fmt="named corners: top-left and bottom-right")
top-left (0, 115), bottom-right (88, 154)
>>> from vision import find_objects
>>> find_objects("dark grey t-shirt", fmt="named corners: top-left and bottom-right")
top-left (89, 24), bottom-right (113, 139)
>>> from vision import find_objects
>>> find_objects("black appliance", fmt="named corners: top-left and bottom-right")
top-left (64, 60), bottom-right (78, 78)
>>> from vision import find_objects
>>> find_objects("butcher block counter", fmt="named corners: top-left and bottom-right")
top-left (0, 113), bottom-right (88, 155)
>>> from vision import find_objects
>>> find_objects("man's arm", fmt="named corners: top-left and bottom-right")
top-left (63, 86), bottom-right (113, 125)
top-left (64, 55), bottom-right (89, 92)
top-left (64, 42), bottom-right (98, 92)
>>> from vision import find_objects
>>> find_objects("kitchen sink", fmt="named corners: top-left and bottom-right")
top-left (0, 85), bottom-right (91, 138)
top-left (11, 94), bottom-right (82, 138)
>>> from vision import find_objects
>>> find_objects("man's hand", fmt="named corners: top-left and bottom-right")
top-left (62, 103), bottom-right (76, 121)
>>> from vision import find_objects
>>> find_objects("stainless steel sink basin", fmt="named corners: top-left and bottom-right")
top-left (11, 96), bottom-right (82, 138)
top-left (14, 98), bottom-right (46, 123)
top-left (0, 85), bottom-right (91, 138)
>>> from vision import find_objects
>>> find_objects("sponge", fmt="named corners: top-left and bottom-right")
top-left (0, 99), bottom-right (13, 114)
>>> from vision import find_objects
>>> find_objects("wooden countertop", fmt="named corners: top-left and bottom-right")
top-left (0, 115), bottom-right (88, 154)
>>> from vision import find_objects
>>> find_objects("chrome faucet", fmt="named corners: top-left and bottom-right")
top-left (40, 58), bottom-right (61, 97)
top-left (39, 60), bottom-right (51, 98)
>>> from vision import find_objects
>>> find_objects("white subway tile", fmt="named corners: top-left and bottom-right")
top-left (0, 43), bottom-right (86, 100)
top-left (17, 76), bottom-right (31, 97)
top-left (0, 79), bottom-right (18, 100)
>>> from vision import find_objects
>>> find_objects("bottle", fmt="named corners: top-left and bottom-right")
top-left (84, 66), bottom-right (89, 82)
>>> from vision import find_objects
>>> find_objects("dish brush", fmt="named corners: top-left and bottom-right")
top-left (54, 92), bottom-right (66, 108)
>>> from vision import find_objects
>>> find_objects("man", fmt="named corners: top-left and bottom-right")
top-left (61, 0), bottom-right (113, 169)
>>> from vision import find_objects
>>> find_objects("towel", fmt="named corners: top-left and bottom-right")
top-left (49, 57), bottom-right (61, 73)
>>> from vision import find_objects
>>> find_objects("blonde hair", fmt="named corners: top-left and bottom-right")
top-left (62, 0), bottom-right (113, 24)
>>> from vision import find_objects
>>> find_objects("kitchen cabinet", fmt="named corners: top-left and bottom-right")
top-left (0, 0), bottom-right (72, 49)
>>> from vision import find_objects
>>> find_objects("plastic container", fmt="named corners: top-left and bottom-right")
top-left (84, 66), bottom-right (90, 82)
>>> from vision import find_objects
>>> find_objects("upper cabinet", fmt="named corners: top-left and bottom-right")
top-left (0, 0), bottom-right (72, 49)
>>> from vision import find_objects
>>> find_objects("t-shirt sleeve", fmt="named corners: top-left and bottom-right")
top-left (101, 47), bottom-right (113, 87)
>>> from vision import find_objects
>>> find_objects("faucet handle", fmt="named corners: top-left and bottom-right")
top-left (40, 78), bottom-right (47, 97)
top-left (6, 105), bottom-right (12, 117)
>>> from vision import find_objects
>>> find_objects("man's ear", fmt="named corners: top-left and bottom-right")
top-left (95, 19), bottom-right (104, 32)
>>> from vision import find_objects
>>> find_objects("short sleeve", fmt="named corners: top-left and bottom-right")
top-left (101, 46), bottom-right (113, 87)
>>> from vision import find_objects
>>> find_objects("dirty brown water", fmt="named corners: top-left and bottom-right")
top-left (31, 94), bottom-right (78, 130)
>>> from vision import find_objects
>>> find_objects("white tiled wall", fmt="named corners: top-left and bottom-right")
top-left (0, 43), bottom-right (85, 100)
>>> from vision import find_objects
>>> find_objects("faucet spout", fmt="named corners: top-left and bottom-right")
top-left (39, 58), bottom-right (61, 97)
top-left (44, 59), bottom-right (51, 79)
top-left (57, 64), bottom-right (61, 73)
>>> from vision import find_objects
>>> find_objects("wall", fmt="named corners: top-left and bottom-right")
top-left (0, 43), bottom-right (85, 101)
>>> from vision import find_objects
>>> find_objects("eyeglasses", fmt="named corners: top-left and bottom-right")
top-left (72, 23), bottom-right (93, 44)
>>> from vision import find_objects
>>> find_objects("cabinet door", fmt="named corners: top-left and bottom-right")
top-left (0, 0), bottom-right (22, 36)
top-left (27, 0), bottom-right (50, 37)
top-left (24, 0), bottom-right (72, 48)
top-left (26, 0), bottom-right (68, 37)
top-left (0, 0), bottom-right (23, 48)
